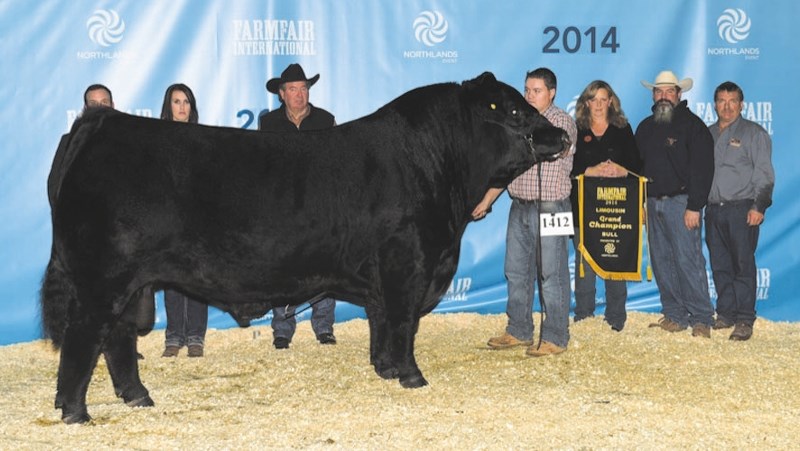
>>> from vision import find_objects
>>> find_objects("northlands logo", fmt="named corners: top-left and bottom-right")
top-left (87, 9), bottom-right (125, 47)
top-left (708, 8), bottom-right (759, 60)
top-left (717, 8), bottom-right (750, 44)
top-left (413, 10), bottom-right (448, 47)
top-left (404, 11), bottom-right (458, 63)
top-left (78, 9), bottom-right (131, 60)
top-left (566, 95), bottom-right (579, 119)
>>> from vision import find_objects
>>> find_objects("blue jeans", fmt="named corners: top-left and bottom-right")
top-left (647, 195), bottom-right (713, 327)
top-left (572, 232), bottom-right (628, 330)
top-left (705, 200), bottom-right (759, 326)
top-left (272, 297), bottom-right (336, 341)
top-left (504, 198), bottom-right (571, 348)
top-left (164, 289), bottom-right (208, 347)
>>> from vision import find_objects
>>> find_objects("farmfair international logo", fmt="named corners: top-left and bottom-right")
top-left (232, 19), bottom-right (316, 56)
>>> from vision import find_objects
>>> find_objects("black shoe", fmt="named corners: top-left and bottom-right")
top-left (274, 337), bottom-right (290, 349)
top-left (317, 333), bottom-right (337, 345)
top-left (137, 352), bottom-right (145, 360)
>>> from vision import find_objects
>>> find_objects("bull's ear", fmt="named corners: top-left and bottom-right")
top-left (463, 72), bottom-right (496, 90)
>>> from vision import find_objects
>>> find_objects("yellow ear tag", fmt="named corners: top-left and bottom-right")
top-left (490, 103), bottom-right (496, 110)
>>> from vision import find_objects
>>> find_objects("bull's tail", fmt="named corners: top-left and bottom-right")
top-left (39, 257), bottom-right (76, 349)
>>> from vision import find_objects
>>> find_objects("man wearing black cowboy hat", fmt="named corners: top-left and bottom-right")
top-left (258, 63), bottom-right (335, 132)
top-left (258, 63), bottom-right (337, 349)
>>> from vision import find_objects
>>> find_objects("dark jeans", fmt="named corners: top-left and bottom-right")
top-left (572, 232), bottom-right (628, 330)
top-left (272, 297), bottom-right (336, 341)
top-left (647, 195), bottom-right (714, 327)
top-left (705, 200), bottom-right (759, 326)
top-left (164, 289), bottom-right (208, 347)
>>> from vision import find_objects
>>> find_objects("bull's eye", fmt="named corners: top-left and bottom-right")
top-left (490, 103), bottom-right (496, 110)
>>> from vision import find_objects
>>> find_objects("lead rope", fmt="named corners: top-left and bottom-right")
top-left (284, 296), bottom-right (327, 319)
top-left (534, 161), bottom-right (546, 350)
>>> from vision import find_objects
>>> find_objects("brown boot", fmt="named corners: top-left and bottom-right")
top-left (161, 346), bottom-right (180, 357)
top-left (487, 332), bottom-right (532, 349)
top-left (648, 316), bottom-right (688, 332)
top-left (691, 324), bottom-right (711, 338)
top-left (187, 345), bottom-right (204, 357)
top-left (526, 341), bottom-right (566, 357)
top-left (729, 323), bottom-right (753, 341)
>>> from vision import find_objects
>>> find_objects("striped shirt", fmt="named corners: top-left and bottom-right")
top-left (508, 103), bottom-right (577, 201)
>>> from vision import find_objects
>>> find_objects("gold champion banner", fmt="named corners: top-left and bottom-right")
top-left (577, 175), bottom-right (646, 281)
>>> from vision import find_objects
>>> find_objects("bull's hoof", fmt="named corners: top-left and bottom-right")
top-left (125, 395), bottom-right (154, 408)
top-left (376, 366), bottom-right (399, 380)
top-left (399, 373), bottom-right (428, 389)
top-left (62, 411), bottom-right (92, 425)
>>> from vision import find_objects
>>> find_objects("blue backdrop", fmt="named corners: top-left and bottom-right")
top-left (1, 0), bottom-right (798, 345)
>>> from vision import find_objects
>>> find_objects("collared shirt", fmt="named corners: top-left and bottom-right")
top-left (508, 103), bottom-right (577, 201)
top-left (708, 116), bottom-right (774, 212)
top-left (258, 103), bottom-right (335, 132)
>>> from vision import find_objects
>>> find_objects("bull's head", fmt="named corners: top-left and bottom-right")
top-left (462, 72), bottom-right (570, 187)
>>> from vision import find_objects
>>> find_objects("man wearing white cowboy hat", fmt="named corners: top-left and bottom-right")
top-left (634, 70), bottom-right (716, 338)
top-left (259, 63), bottom-right (338, 349)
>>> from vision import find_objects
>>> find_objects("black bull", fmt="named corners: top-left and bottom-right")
top-left (41, 72), bottom-right (568, 423)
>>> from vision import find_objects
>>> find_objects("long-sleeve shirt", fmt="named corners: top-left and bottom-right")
top-left (708, 115), bottom-right (774, 213)
top-left (258, 103), bottom-right (335, 132)
top-left (570, 122), bottom-right (641, 218)
top-left (635, 100), bottom-right (714, 211)
top-left (508, 103), bottom-right (577, 201)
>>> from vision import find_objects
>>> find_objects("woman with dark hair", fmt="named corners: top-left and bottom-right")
top-left (159, 83), bottom-right (208, 357)
top-left (571, 80), bottom-right (641, 331)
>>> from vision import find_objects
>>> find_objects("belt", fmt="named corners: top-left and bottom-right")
top-left (708, 199), bottom-right (752, 207)
top-left (512, 197), bottom-right (539, 204)
top-left (648, 192), bottom-right (686, 200)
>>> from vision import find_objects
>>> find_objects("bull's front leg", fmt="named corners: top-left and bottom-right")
top-left (365, 303), bottom-right (397, 380)
top-left (387, 310), bottom-right (428, 389)
top-left (55, 322), bottom-right (105, 424)
top-left (103, 321), bottom-right (153, 408)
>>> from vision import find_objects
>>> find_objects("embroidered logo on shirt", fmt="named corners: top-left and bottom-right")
top-left (665, 137), bottom-right (678, 147)
top-left (729, 138), bottom-right (742, 147)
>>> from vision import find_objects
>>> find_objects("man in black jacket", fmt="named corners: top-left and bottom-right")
top-left (259, 64), bottom-right (337, 349)
top-left (635, 70), bottom-right (715, 338)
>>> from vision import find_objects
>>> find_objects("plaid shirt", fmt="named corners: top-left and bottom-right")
top-left (508, 103), bottom-right (576, 201)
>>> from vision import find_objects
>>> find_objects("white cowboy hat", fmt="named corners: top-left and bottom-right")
top-left (641, 70), bottom-right (693, 92)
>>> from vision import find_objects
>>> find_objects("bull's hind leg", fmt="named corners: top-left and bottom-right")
top-left (103, 321), bottom-right (153, 408)
top-left (365, 303), bottom-right (398, 380)
top-left (55, 319), bottom-right (105, 424)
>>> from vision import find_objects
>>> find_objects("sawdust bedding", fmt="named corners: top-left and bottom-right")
top-left (1, 312), bottom-right (798, 450)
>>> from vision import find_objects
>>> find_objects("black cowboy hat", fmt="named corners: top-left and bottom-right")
top-left (266, 63), bottom-right (320, 94)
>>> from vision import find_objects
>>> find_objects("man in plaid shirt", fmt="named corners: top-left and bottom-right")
top-left (473, 68), bottom-right (576, 356)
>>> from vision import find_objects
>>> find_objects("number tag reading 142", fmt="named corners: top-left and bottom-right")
top-left (540, 212), bottom-right (573, 236)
